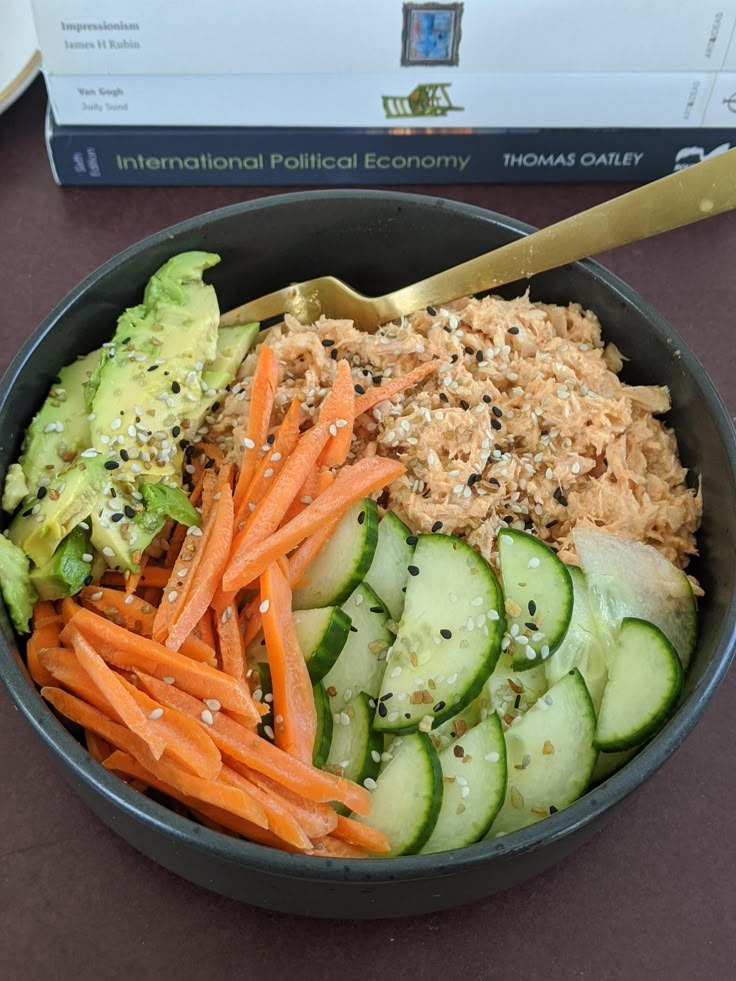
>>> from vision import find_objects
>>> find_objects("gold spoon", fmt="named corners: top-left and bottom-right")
top-left (220, 147), bottom-right (736, 332)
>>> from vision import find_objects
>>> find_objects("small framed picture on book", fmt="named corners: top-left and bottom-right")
top-left (401, 3), bottom-right (463, 66)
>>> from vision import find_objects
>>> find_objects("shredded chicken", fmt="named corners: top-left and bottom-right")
top-left (210, 293), bottom-right (701, 572)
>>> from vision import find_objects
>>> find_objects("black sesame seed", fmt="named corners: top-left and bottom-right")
top-left (492, 406), bottom-right (503, 418)
top-left (553, 487), bottom-right (568, 506)
top-left (464, 346), bottom-right (474, 356)
top-left (488, 477), bottom-right (500, 487)
top-left (369, 606), bottom-right (384, 614)
top-left (121, 337), bottom-right (131, 345)
top-left (37, 486), bottom-right (47, 500)
top-left (330, 349), bottom-right (338, 361)
top-left (450, 354), bottom-right (458, 364)
top-left (528, 600), bottom-right (537, 616)
top-left (22, 508), bottom-right (33, 517)
top-left (467, 473), bottom-right (481, 486)
top-left (508, 326), bottom-right (520, 335)
top-left (379, 692), bottom-right (393, 702)
top-left (104, 460), bottom-right (119, 470)
top-left (406, 535), bottom-right (418, 546)
top-left (545, 519), bottom-right (558, 528)
top-left (124, 505), bottom-right (136, 519)
top-left (357, 510), bottom-right (366, 525)
top-left (427, 305), bottom-right (437, 316)
top-left (172, 426), bottom-right (181, 437)
top-left (401, 586), bottom-right (407, 593)
top-left (525, 621), bottom-right (537, 631)
top-left (372, 375), bottom-right (383, 385)
top-left (84, 574), bottom-right (93, 586)
top-left (404, 712), bottom-right (412, 719)
top-left (147, 365), bottom-right (159, 372)
top-left (212, 402), bottom-right (220, 412)
top-left (267, 434), bottom-right (275, 445)
top-left (378, 702), bottom-right (388, 718)
top-left (440, 628), bottom-right (452, 640)
top-left (491, 418), bottom-right (502, 431)
top-left (503, 515), bottom-right (514, 524)
top-left (171, 381), bottom-right (181, 394)
top-left (408, 565), bottom-right (420, 576)
top-left (439, 392), bottom-right (449, 403)
top-left (354, 384), bottom-right (365, 395)
top-left (476, 350), bottom-right (483, 363)
top-left (111, 512), bottom-right (124, 523)
top-left (433, 700), bottom-right (446, 712)
top-left (180, 439), bottom-right (191, 450)
top-left (514, 694), bottom-right (522, 709)
top-left (350, 625), bottom-right (358, 633)
top-left (110, 488), bottom-right (117, 498)
top-left (321, 339), bottom-right (335, 347)
top-left (205, 458), bottom-right (215, 469)
top-left (460, 399), bottom-right (470, 411)
top-left (431, 520), bottom-right (443, 532)
top-left (482, 394), bottom-right (492, 404)
top-left (119, 449), bottom-right (129, 462)
top-left (443, 326), bottom-right (452, 333)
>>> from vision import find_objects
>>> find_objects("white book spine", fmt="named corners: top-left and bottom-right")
top-left (32, 0), bottom-right (736, 76)
top-left (44, 71), bottom-right (717, 129)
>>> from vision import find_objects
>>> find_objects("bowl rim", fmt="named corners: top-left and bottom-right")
top-left (1, 187), bottom-right (735, 884)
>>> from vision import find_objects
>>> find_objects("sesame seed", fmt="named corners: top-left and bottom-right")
top-left (81, 552), bottom-right (94, 563)
top-left (91, 591), bottom-right (103, 601)
top-left (147, 708), bottom-right (164, 720)
top-left (527, 557), bottom-right (541, 568)
top-left (168, 590), bottom-right (178, 602)
top-left (243, 437), bottom-right (255, 449)
top-left (102, 546), bottom-right (115, 557)
top-left (162, 676), bottom-right (175, 685)
top-left (259, 599), bottom-right (270, 614)
top-left (407, 565), bottom-right (420, 576)
top-left (363, 777), bottom-right (377, 791)
top-left (204, 698), bottom-right (221, 712)
top-left (200, 709), bottom-right (214, 725)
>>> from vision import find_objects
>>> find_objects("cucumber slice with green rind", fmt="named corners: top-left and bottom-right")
top-left (324, 691), bottom-right (382, 814)
top-left (373, 534), bottom-right (504, 733)
top-left (352, 731), bottom-right (442, 856)
top-left (292, 606), bottom-right (352, 683)
top-left (364, 511), bottom-right (415, 622)
top-left (421, 712), bottom-right (507, 853)
top-left (312, 682), bottom-right (333, 768)
top-left (573, 527), bottom-right (697, 669)
top-left (488, 668), bottom-right (597, 838)
top-left (544, 565), bottom-right (608, 713)
top-left (322, 583), bottom-right (392, 708)
top-left (589, 746), bottom-right (640, 786)
top-left (594, 617), bottom-right (683, 752)
top-left (498, 528), bottom-right (573, 671)
top-left (292, 498), bottom-right (379, 609)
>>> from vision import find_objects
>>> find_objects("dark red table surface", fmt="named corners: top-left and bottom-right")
top-left (1, 80), bottom-right (735, 981)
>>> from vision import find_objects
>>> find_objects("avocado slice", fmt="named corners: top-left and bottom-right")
top-left (29, 525), bottom-right (93, 601)
top-left (140, 481), bottom-right (201, 527)
top-left (18, 350), bottom-right (100, 494)
top-left (8, 454), bottom-right (110, 567)
top-left (0, 533), bottom-right (38, 634)
top-left (89, 491), bottom-right (166, 574)
top-left (88, 251), bottom-right (221, 485)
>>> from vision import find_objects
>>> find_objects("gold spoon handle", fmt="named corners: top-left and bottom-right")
top-left (382, 147), bottom-right (736, 319)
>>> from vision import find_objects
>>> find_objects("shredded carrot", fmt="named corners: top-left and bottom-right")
top-left (223, 456), bottom-right (405, 591)
top-left (240, 597), bottom-right (263, 650)
top-left (230, 763), bottom-right (338, 839)
top-left (66, 607), bottom-right (260, 723)
top-left (281, 467), bottom-right (335, 525)
top-left (215, 602), bottom-right (246, 683)
top-left (103, 566), bottom-right (172, 589)
top-left (79, 586), bottom-right (156, 635)
top-left (353, 358), bottom-right (444, 417)
top-left (318, 358), bottom-right (355, 468)
top-left (310, 837), bottom-right (368, 859)
top-left (332, 813), bottom-right (391, 853)
top-left (194, 609), bottom-right (216, 650)
top-left (218, 764), bottom-right (313, 849)
top-left (189, 802), bottom-right (308, 854)
top-left (134, 671), bottom-right (370, 814)
top-left (68, 625), bottom-right (168, 759)
top-left (38, 646), bottom-right (116, 715)
top-left (232, 344), bottom-right (278, 514)
top-left (260, 562), bottom-right (316, 764)
top-left (85, 729), bottom-right (113, 765)
top-left (233, 398), bottom-right (301, 528)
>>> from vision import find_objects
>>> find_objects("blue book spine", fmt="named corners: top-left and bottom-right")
top-left (45, 108), bottom-right (734, 186)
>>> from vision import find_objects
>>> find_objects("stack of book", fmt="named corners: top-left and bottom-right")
top-left (33, 0), bottom-right (736, 186)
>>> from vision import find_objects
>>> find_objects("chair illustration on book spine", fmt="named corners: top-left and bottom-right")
top-left (382, 83), bottom-right (464, 118)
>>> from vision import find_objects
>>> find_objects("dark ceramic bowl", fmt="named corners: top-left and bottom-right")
top-left (1, 191), bottom-right (735, 919)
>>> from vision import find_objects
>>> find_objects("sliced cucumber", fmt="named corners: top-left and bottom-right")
top-left (292, 606), bottom-right (352, 684)
top-left (292, 498), bottom-right (379, 609)
top-left (498, 528), bottom-right (573, 671)
top-left (594, 617), bottom-right (683, 752)
top-left (364, 510), bottom-right (415, 622)
top-left (573, 527), bottom-right (697, 668)
top-left (322, 583), bottom-right (392, 708)
top-left (373, 534), bottom-right (504, 733)
top-left (312, 682), bottom-right (333, 768)
top-left (324, 690), bottom-right (382, 814)
top-left (544, 565), bottom-right (608, 713)
top-left (486, 648), bottom-right (548, 726)
top-left (589, 746), bottom-right (640, 786)
top-left (489, 668), bottom-right (597, 837)
top-left (421, 712), bottom-right (507, 853)
top-left (352, 731), bottom-right (442, 856)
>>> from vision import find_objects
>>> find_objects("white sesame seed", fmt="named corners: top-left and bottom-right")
top-left (81, 552), bottom-right (94, 563)
top-left (329, 424), bottom-right (338, 437)
top-left (335, 418), bottom-right (349, 429)
top-left (470, 596), bottom-right (484, 607)
top-left (447, 672), bottom-right (458, 684)
top-left (168, 590), bottom-right (178, 603)
top-left (485, 752), bottom-right (500, 762)
top-left (263, 725), bottom-right (275, 740)
top-left (91, 591), bottom-right (103, 601)
top-left (147, 708), bottom-right (164, 720)
top-left (124, 594), bottom-right (135, 606)
top-left (270, 452), bottom-right (282, 462)
top-left (264, 468), bottom-right (274, 478)
top-left (102, 546), bottom-right (115, 557)
top-left (200, 709), bottom-right (214, 725)
top-left (259, 599), bottom-right (270, 614)
top-left (527, 557), bottom-right (541, 568)
top-left (243, 437), bottom-right (255, 449)
top-left (363, 777), bottom-right (377, 791)
top-left (162, 676), bottom-right (175, 684)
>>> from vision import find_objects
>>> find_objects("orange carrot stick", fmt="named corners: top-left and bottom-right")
top-left (234, 398), bottom-right (302, 528)
top-left (310, 837), bottom-right (367, 859)
top-left (260, 562), bottom-right (316, 764)
top-left (233, 344), bottom-right (279, 513)
top-left (85, 729), bottom-right (113, 765)
top-left (26, 602), bottom-right (61, 688)
top-left (230, 763), bottom-right (338, 839)
top-left (79, 586), bottom-right (156, 635)
top-left (100, 748), bottom-right (268, 829)
top-left (318, 359), bottom-right (355, 468)
top-left (103, 566), bottom-right (173, 589)
top-left (66, 607), bottom-right (260, 723)
top-left (353, 358), bottom-right (444, 417)
top-left (218, 764), bottom-right (313, 850)
top-left (215, 603), bottom-right (246, 683)
top-left (39, 646), bottom-right (117, 715)
top-left (241, 596), bottom-right (263, 650)
top-left (68, 625), bottom-right (168, 759)
top-left (194, 609), bottom-right (216, 650)
top-left (332, 813), bottom-right (391, 853)
top-left (281, 467), bottom-right (335, 525)
top-left (134, 671), bottom-right (370, 814)
top-left (190, 802), bottom-right (308, 853)
top-left (223, 456), bottom-right (405, 592)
